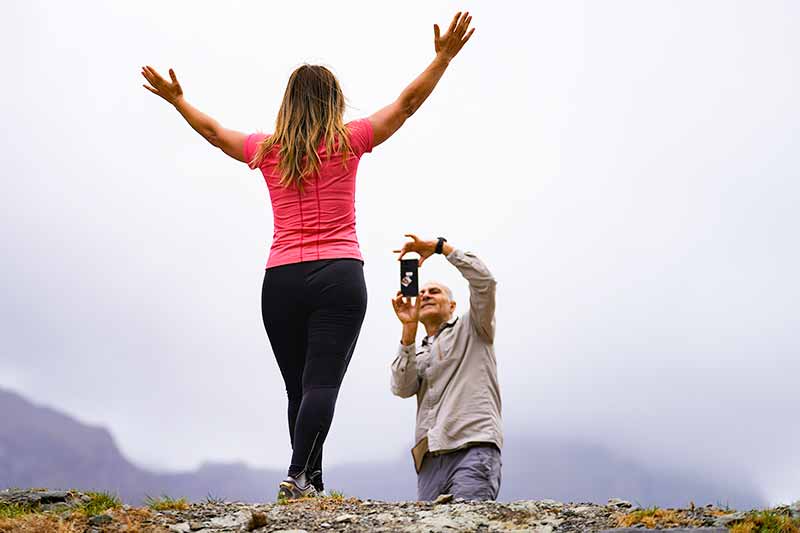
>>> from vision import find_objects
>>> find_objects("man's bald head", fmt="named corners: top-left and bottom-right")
top-left (421, 281), bottom-right (453, 301)
top-left (418, 281), bottom-right (456, 325)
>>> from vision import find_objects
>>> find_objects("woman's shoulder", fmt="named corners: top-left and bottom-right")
top-left (346, 118), bottom-right (373, 133)
top-left (345, 119), bottom-right (374, 156)
top-left (244, 133), bottom-right (275, 169)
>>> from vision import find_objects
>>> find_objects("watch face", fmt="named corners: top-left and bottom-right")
top-left (400, 259), bottom-right (419, 296)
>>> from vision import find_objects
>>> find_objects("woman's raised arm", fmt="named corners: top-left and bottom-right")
top-left (142, 66), bottom-right (248, 163)
top-left (369, 12), bottom-right (475, 148)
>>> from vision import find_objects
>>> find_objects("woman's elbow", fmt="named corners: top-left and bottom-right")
top-left (206, 133), bottom-right (222, 147)
top-left (403, 100), bottom-right (419, 118)
top-left (396, 95), bottom-right (419, 118)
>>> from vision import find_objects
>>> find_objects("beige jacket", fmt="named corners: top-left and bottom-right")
top-left (391, 248), bottom-right (503, 472)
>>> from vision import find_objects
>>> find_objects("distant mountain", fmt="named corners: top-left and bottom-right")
top-left (0, 387), bottom-right (764, 507)
top-left (325, 436), bottom-right (764, 509)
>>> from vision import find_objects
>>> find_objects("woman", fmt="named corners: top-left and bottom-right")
top-left (142, 11), bottom-right (474, 500)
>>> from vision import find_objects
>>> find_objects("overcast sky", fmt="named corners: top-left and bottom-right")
top-left (1, 0), bottom-right (798, 505)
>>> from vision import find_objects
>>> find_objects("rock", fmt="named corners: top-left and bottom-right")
top-left (607, 498), bottom-right (634, 509)
top-left (88, 514), bottom-right (113, 527)
top-left (600, 529), bottom-right (727, 533)
top-left (0, 488), bottom-right (772, 533)
top-left (529, 515), bottom-right (563, 532)
top-left (433, 493), bottom-right (454, 505)
top-left (0, 489), bottom-right (69, 506)
top-left (37, 490), bottom-right (71, 504)
top-left (246, 511), bottom-right (269, 531)
top-left (334, 513), bottom-right (357, 523)
top-left (713, 510), bottom-right (747, 527)
top-left (41, 502), bottom-right (71, 513)
top-left (209, 512), bottom-right (247, 528)
top-left (791, 501), bottom-right (800, 519)
top-left (411, 514), bottom-right (464, 532)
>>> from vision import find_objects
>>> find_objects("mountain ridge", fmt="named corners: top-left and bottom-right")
top-left (0, 386), bottom-right (764, 507)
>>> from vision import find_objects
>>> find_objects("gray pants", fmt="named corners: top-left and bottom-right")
top-left (417, 444), bottom-right (502, 501)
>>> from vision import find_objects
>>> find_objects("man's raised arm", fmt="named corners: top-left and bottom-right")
top-left (446, 248), bottom-right (497, 342)
top-left (395, 234), bottom-right (497, 343)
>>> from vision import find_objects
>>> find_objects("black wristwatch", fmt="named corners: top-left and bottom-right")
top-left (435, 237), bottom-right (447, 254)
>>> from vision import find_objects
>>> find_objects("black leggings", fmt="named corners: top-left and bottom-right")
top-left (261, 258), bottom-right (367, 486)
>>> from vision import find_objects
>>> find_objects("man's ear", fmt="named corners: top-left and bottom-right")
top-left (450, 300), bottom-right (457, 314)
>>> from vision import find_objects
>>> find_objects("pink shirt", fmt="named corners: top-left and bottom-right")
top-left (243, 119), bottom-right (374, 269)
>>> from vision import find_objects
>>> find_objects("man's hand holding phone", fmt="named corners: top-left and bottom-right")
top-left (394, 233), bottom-right (437, 266)
top-left (392, 291), bottom-right (420, 325)
top-left (393, 233), bottom-right (454, 345)
top-left (392, 291), bottom-right (420, 346)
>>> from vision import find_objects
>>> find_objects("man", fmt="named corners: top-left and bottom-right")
top-left (391, 234), bottom-right (503, 501)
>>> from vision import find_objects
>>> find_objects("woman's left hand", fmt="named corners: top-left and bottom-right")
top-left (141, 65), bottom-right (183, 105)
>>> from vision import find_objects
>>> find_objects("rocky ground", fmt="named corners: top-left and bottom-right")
top-left (1, 489), bottom-right (799, 533)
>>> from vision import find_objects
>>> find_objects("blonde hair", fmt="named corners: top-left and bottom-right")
top-left (250, 65), bottom-right (351, 189)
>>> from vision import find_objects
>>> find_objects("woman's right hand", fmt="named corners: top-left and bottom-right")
top-left (141, 65), bottom-right (184, 106)
top-left (434, 11), bottom-right (475, 61)
top-left (369, 12), bottom-right (475, 148)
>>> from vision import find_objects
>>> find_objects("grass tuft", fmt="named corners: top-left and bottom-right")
top-left (0, 502), bottom-right (39, 520)
top-left (0, 514), bottom-right (78, 533)
top-left (617, 506), bottom-right (701, 529)
top-left (730, 509), bottom-right (800, 533)
top-left (145, 494), bottom-right (189, 511)
top-left (78, 491), bottom-right (121, 516)
top-left (205, 492), bottom-right (225, 505)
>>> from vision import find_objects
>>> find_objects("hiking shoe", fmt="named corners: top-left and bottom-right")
top-left (308, 469), bottom-right (325, 494)
top-left (277, 473), bottom-right (317, 500)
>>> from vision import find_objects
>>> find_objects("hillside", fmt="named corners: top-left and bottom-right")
top-left (0, 387), bottom-right (763, 507)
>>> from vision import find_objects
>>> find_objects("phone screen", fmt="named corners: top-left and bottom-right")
top-left (400, 259), bottom-right (419, 297)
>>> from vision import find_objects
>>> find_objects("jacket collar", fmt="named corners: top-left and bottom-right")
top-left (421, 316), bottom-right (459, 347)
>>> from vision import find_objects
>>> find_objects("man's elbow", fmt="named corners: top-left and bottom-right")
top-left (391, 384), bottom-right (416, 399)
top-left (481, 274), bottom-right (499, 287)
top-left (471, 279), bottom-right (498, 298)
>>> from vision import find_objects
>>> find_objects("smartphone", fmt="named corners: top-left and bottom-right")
top-left (400, 258), bottom-right (419, 297)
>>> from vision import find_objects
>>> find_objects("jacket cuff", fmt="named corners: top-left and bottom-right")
top-left (398, 342), bottom-right (416, 356)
